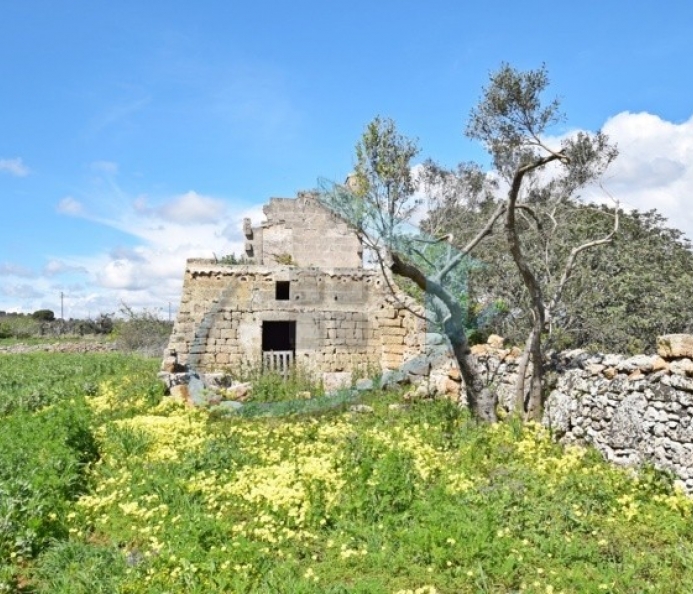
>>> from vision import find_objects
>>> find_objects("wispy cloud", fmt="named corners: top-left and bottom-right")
top-left (0, 262), bottom-right (35, 278)
top-left (135, 191), bottom-right (229, 224)
top-left (0, 157), bottom-right (30, 177)
top-left (0, 284), bottom-right (43, 299)
top-left (14, 184), bottom-right (262, 317)
top-left (90, 161), bottom-right (119, 175)
top-left (43, 259), bottom-right (88, 277)
top-left (57, 196), bottom-right (86, 217)
top-left (211, 63), bottom-right (301, 151)
top-left (87, 96), bottom-right (151, 137)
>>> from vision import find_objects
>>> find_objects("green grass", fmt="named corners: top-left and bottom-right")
top-left (1, 353), bottom-right (693, 593)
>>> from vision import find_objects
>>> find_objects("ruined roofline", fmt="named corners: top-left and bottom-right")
top-left (259, 190), bottom-right (357, 232)
top-left (184, 258), bottom-right (377, 276)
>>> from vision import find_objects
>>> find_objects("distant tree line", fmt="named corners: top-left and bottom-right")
top-left (0, 304), bottom-right (173, 356)
top-left (0, 311), bottom-right (113, 340)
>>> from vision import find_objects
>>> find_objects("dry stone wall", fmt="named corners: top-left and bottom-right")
top-left (543, 338), bottom-right (693, 493)
top-left (446, 334), bottom-right (693, 493)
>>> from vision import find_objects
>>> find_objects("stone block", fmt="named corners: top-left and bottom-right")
top-left (383, 343), bottom-right (407, 354)
top-left (380, 327), bottom-right (407, 337)
top-left (670, 358), bottom-right (693, 377)
top-left (486, 334), bottom-right (505, 349)
top-left (378, 317), bottom-right (402, 327)
top-left (658, 334), bottom-right (693, 359)
top-left (323, 372), bottom-right (352, 392)
top-left (381, 335), bottom-right (405, 346)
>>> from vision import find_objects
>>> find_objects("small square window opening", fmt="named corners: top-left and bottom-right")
top-left (276, 281), bottom-right (290, 300)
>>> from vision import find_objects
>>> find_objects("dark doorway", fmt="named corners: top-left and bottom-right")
top-left (262, 321), bottom-right (296, 378)
top-left (262, 321), bottom-right (296, 352)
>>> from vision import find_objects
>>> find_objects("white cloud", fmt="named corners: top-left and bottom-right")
top-left (0, 157), bottom-right (30, 177)
top-left (0, 284), bottom-right (43, 299)
top-left (577, 112), bottom-right (693, 239)
top-left (57, 196), bottom-right (85, 216)
top-left (517, 112), bottom-right (693, 240)
top-left (16, 189), bottom-right (256, 317)
top-left (97, 259), bottom-right (150, 290)
top-left (20, 111), bottom-right (693, 319)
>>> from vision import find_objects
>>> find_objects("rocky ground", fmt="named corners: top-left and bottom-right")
top-left (0, 339), bottom-right (117, 355)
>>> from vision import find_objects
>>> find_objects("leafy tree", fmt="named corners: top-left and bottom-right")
top-left (113, 303), bottom-right (173, 356)
top-left (431, 64), bottom-right (618, 419)
top-left (434, 202), bottom-right (693, 354)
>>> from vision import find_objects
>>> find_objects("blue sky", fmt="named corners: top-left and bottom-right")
top-left (2, 0), bottom-right (693, 318)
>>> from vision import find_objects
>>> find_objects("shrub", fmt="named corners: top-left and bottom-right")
top-left (32, 309), bottom-right (55, 322)
top-left (0, 315), bottom-right (40, 339)
top-left (112, 303), bottom-right (173, 356)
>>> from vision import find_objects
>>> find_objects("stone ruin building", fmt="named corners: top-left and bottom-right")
top-left (165, 192), bottom-right (426, 388)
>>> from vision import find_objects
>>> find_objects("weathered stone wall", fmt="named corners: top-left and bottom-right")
top-left (447, 335), bottom-right (693, 492)
top-left (543, 344), bottom-right (693, 492)
top-left (166, 260), bottom-right (424, 377)
top-left (244, 193), bottom-right (362, 268)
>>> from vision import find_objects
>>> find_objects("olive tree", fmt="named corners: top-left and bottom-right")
top-left (320, 117), bottom-right (500, 422)
top-left (462, 64), bottom-right (619, 418)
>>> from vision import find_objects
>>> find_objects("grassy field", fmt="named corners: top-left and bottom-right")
top-left (1, 353), bottom-right (693, 593)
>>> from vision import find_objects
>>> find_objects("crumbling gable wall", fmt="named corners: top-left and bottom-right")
top-left (244, 192), bottom-right (362, 268)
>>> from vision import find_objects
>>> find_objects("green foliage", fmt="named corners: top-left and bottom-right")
top-left (0, 353), bottom-right (162, 591)
top-left (352, 116), bottom-right (421, 241)
top-left (31, 541), bottom-right (128, 594)
top-left (218, 252), bottom-right (250, 265)
top-left (0, 312), bottom-right (114, 342)
top-left (0, 352), bottom-right (160, 416)
top-left (466, 63), bottom-right (562, 174)
top-left (273, 252), bottom-right (296, 266)
top-left (0, 314), bottom-right (41, 339)
top-left (0, 401), bottom-right (97, 563)
top-left (237, 366), bottom-right (325, 403)
top-left (430, 199), bottom-right (693, 353)
top-left (338, 437), bottom-right (418, 521)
